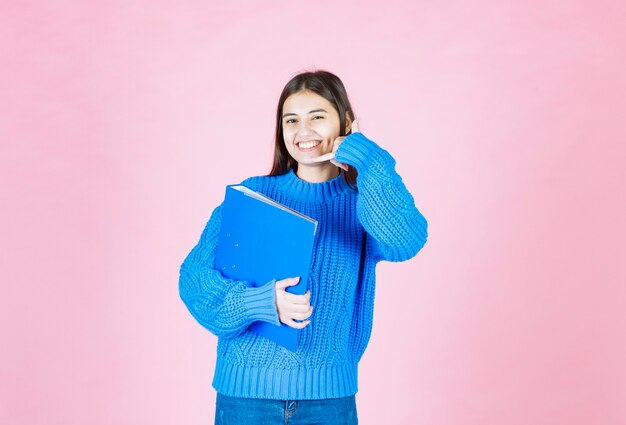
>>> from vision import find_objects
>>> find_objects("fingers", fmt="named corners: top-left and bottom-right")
top-left (283, 289), bottom-right (310, 305)
top-left (291, 305), bottom-right (313, 320)
top-left (276, 278), bottom-right (309, 301)
top-left (331, 159), bottom-right (349, 171)
top-left (300, 152), bottom-right (335, 164)
top-left (276, 283), bottom-right (314, 328)
top-left (281, 305), bottom-right (314, 329)
top-left (283, 293), bottom-right (307, 305)
top-left (280, 291), bottom-right (310, 310)
top-left (284, 318), bottom-right (311, 329)
top-left (350, 118), bottom-right (360, 133)
top-left (300, 153), bottom-right (348, 172)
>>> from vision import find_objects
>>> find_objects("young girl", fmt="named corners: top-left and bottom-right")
top-left (179, 70), bottom-right (428, 424)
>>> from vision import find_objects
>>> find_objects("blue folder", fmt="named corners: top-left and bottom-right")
top-left (214, 184), bottom-right (318, 351)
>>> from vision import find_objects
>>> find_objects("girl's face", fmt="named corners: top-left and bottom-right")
top-left (282, 90), bottom-right (342, 169)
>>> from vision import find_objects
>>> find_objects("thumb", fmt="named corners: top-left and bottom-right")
top-left (276, 276), bottom-right (300, 290)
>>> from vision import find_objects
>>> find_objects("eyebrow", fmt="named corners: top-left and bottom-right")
top-left (282, 109), bottom-right (328, 119)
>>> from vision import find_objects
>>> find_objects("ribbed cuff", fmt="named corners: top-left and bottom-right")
top-left (242, 279), bottom-right (280, 326)
top-left (335, 132), bottom-right (394, 174)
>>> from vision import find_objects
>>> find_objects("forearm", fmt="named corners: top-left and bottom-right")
top-left (335, 132), bottom-right (428, 262)
top-left (178, 204), bottom-right (280, 338)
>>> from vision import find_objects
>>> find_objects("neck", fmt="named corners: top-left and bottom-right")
top-left (296, 163), bottom-right (340, 183)
top-left (278, 167), bottom-right (351, 203)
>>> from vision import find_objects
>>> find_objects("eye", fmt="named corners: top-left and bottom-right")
top-left (313, 115), bottom-right (324, 120)
top-left (285, 118), bottom-right (296, 124)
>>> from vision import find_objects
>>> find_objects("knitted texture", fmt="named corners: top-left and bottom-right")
top-left (179, 132), bottom-right (428, 400)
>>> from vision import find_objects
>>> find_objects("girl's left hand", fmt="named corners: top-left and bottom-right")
top-left (300, 118), bottom-right (361, 171)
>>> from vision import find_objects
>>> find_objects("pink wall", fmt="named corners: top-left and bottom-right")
top-left (2, 1), bottom-right (625, 424)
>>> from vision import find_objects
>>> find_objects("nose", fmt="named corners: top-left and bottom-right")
top-left (296, 120), bottom-right (316, 138)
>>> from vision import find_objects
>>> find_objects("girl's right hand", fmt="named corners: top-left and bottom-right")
top-left (275, 277), bottom-right (313, 329)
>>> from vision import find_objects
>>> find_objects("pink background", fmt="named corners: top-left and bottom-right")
top-left (2, 1), bottom-right (625, 424)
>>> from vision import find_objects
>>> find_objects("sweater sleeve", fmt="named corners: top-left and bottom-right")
top-left (334, 131), bottom-right (428, 263)
top-left (178, 202), bottom-right (281, 339)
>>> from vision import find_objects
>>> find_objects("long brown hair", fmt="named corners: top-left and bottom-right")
top-left (268, 70), bottom-right (358, 188)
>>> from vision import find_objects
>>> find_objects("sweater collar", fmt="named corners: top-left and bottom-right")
top-left (276, 168), bottom-right (351, 203)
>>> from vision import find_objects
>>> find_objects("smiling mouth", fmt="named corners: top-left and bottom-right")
top-left (296, 140), bottom-right (322, 152)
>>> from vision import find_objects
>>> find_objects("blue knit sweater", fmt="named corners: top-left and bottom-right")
top-left (179, 132), bottom-right (428, 400)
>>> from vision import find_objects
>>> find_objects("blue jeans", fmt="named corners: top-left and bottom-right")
top-left (215, 392), bottom-right (358, 425)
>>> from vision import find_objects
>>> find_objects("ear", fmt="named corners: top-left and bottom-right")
top-left (345, 112), bottom-right (353, 134)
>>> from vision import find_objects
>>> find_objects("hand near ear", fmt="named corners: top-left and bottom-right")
top-left (300, 118), bottom-right (361, 171)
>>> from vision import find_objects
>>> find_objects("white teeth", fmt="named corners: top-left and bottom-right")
top-left (299, 140), bottom-right (320, 149)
